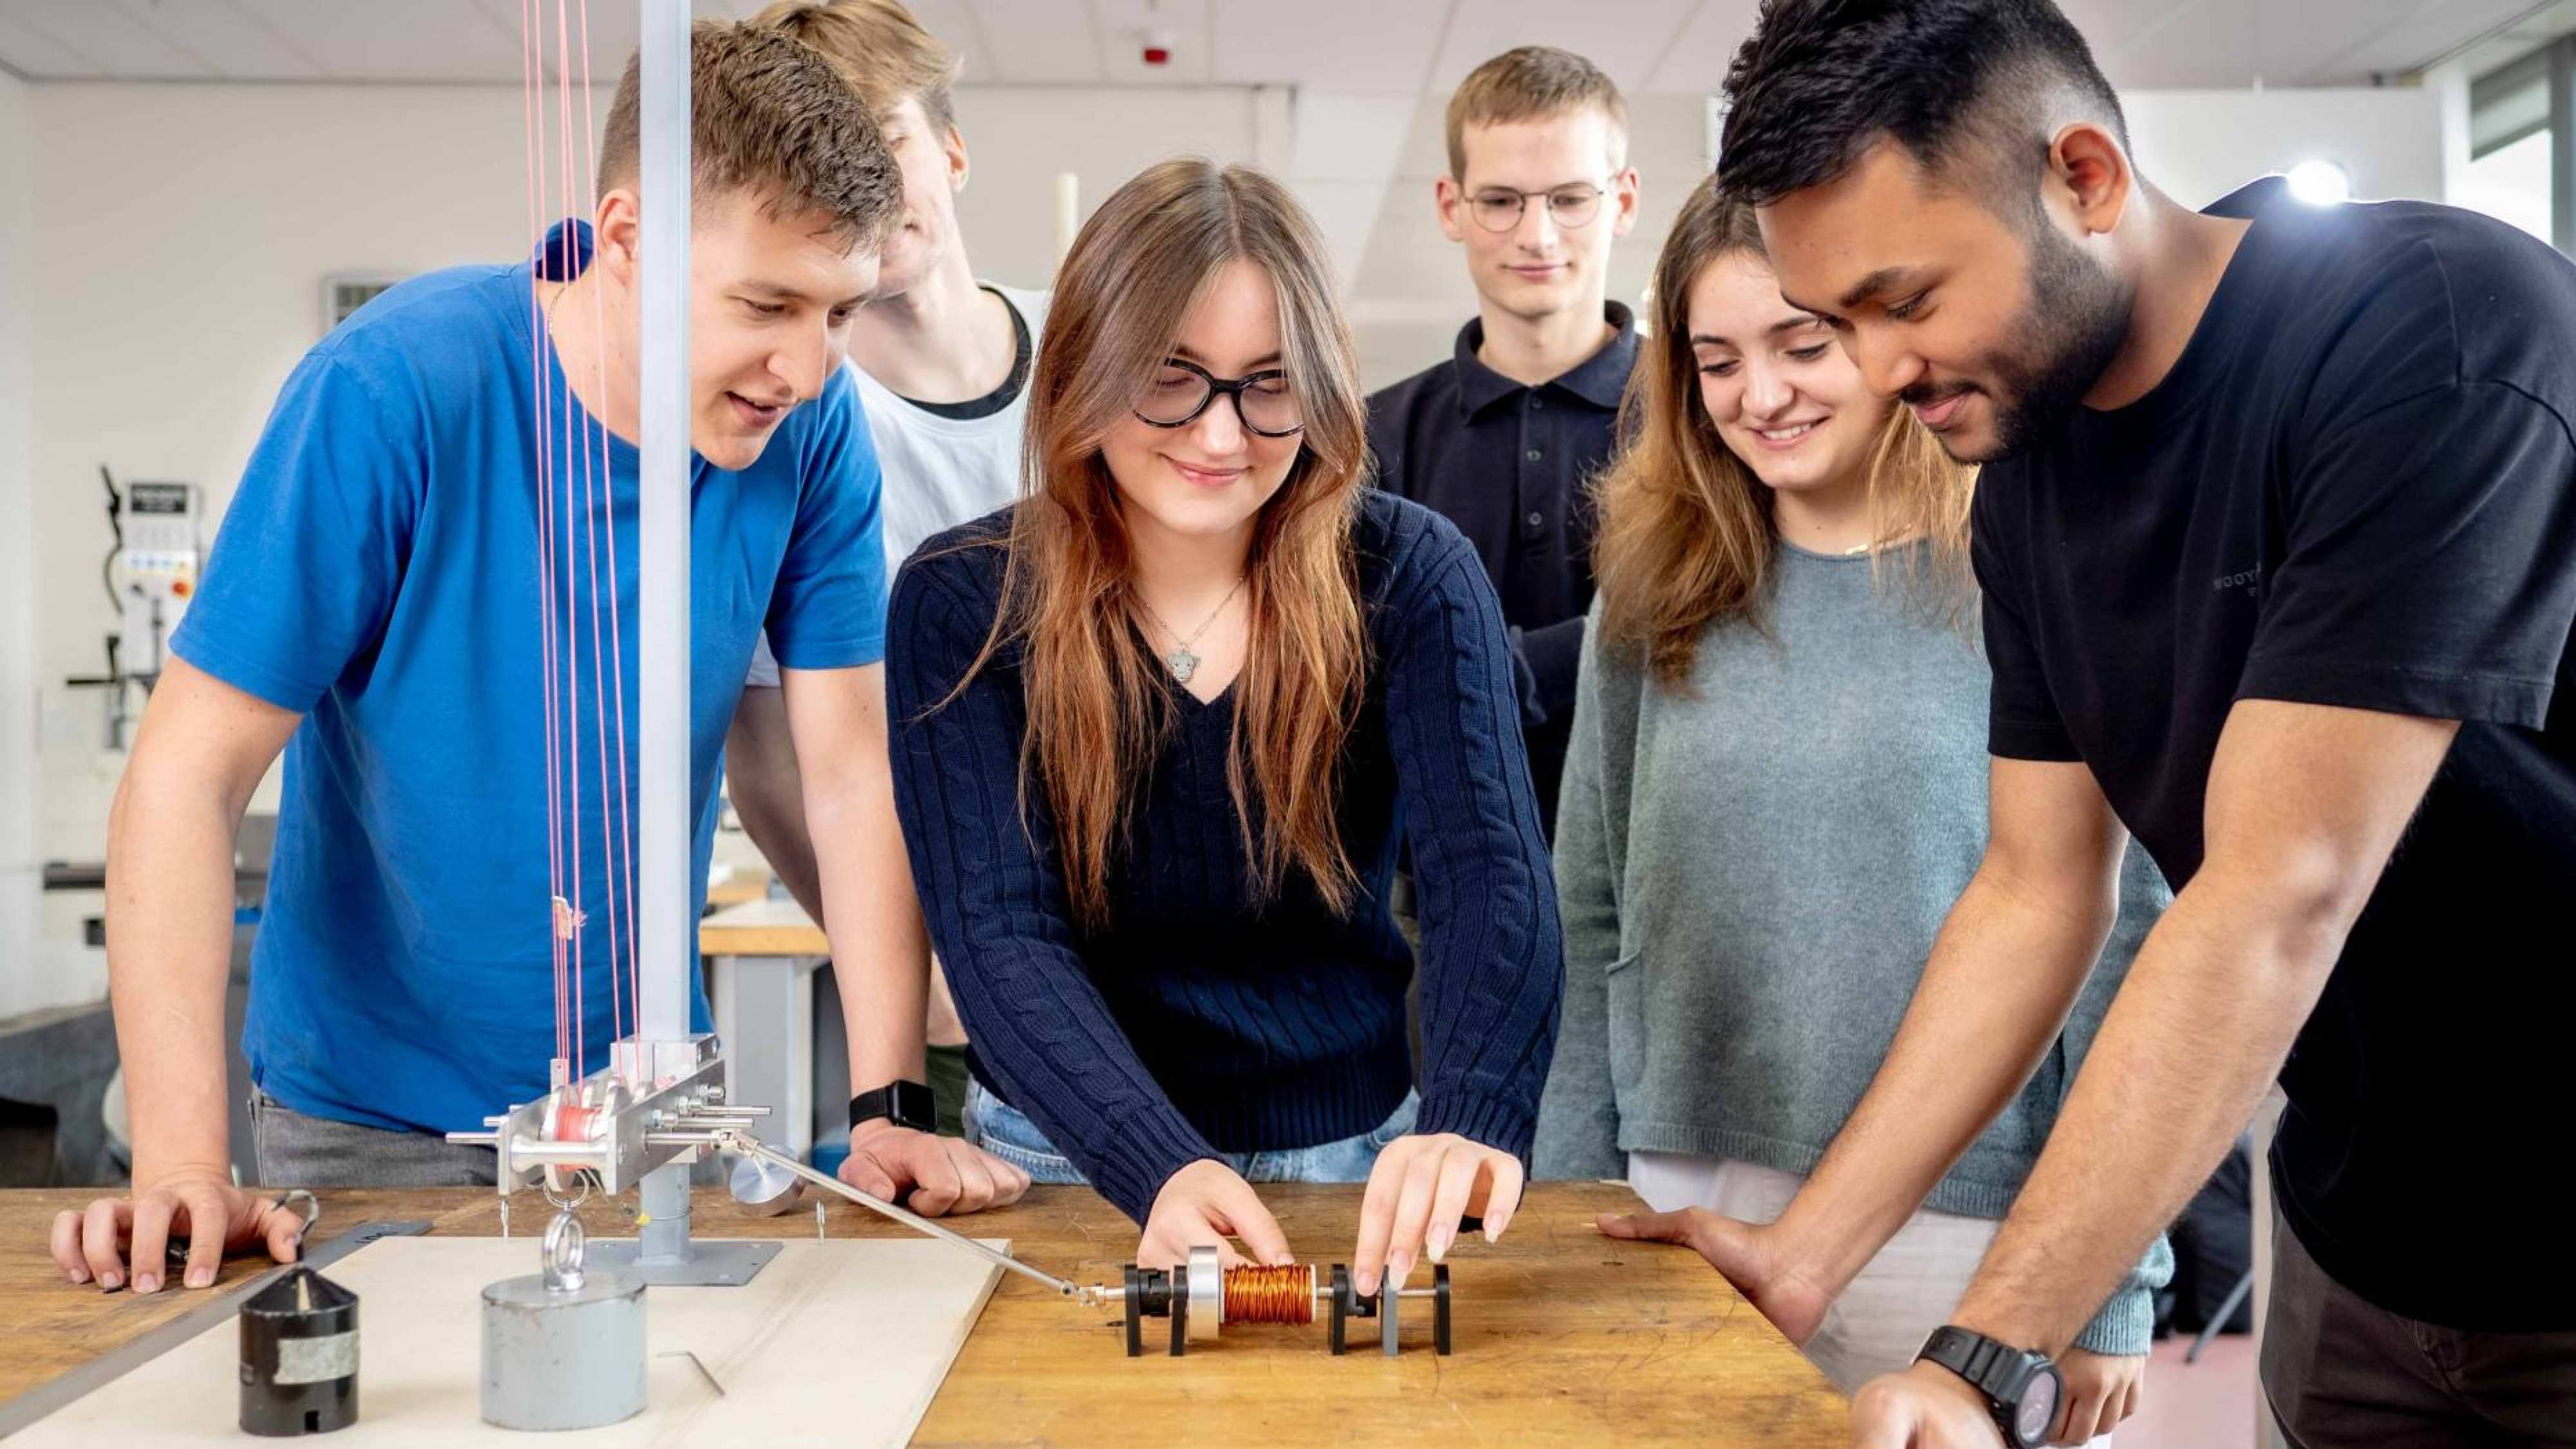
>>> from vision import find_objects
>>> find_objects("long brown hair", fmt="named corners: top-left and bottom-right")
top-left (954, 159), bottom-right (1370, 931)
top-left (1593, 175), bottom-right (1973, 687)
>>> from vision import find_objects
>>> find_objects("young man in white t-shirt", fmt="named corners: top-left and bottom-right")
top-left (730, 0), bottom-right (1047, 1176)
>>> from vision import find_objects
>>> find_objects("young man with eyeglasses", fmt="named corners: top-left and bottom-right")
top-left (1367, 46), bottom-right (1642, 841)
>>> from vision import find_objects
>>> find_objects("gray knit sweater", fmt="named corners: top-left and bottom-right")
top-left (1533, 543), bottom-right (2174, 1356)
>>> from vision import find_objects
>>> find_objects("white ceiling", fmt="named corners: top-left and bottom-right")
top-left (0, 0), bottom-right (2552, 91)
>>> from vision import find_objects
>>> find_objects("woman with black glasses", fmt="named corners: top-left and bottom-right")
top-left (883, 158), bottom-right (1562, 1295)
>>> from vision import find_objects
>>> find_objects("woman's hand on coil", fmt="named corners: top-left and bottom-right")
top-left (1139, 1158), bottom-right (1293, 1271)
top-left (1350, 1133), bottom-right (1524, 1299)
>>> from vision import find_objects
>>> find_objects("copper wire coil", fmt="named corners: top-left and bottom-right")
top-left (1221, 1263), bottom-right (1316, 1325)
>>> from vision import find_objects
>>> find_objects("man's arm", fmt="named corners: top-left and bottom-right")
top-left (51, 659), bottom-right (312, 1292)
top-left (723, 685), bottom-right (824, 922)
top-left (1851, 699), bottom-right (2457, 1446)
top-left (774, 662), bottom-right (1026, 1215)
top-left (1955, 700), bottom-right (2454, 1349)
top-left (1601, 754), bottom-right (2128, 1341)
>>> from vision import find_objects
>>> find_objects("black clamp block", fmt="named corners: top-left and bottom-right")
top-left (1122, 1265), bottom-right (1148, 1358)
top-left (1329, 1264), bottom-right (1352, 1355)
top-left (1168, 1262), bottom-right (1189, 1357)
top-left (1434, 1262), bottom-right (1452, 1356)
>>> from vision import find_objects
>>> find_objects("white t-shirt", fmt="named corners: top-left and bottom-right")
top-left (747, 283), bottom-right (1049, 687)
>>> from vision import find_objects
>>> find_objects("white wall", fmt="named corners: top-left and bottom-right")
top-left (2123, 87), bottom-right (2445, 209)
top-left (945, 84), bottom-right (1266, 284)
top-left (0, 69), bottom-right (41, 1019)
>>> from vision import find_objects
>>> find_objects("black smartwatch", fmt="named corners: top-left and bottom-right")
top-left (1916, 1325), bottom-right (2062, 1448)
top-left (849, 1079), bottom-right (936, 1135)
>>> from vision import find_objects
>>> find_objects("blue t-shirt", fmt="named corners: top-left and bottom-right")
top-left (173, 221), bottom-right (886, 1135)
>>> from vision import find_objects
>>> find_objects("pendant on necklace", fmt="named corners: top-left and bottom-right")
top-left (1167, 649), bottom-right (1200, 685)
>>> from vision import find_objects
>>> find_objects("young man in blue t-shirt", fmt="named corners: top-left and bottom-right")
top-left (51, 21), bottom-right (1024, 1298)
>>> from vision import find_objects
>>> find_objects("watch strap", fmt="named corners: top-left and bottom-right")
top-left (1918, 1325), bottom-right (2050, 1447)
top-left (850, 1079), bottom-right (937, 1134)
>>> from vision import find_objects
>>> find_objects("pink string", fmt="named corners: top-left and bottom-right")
top-left (576, 0), bottom-right (644, 1040)
top-left (563, 0), bottom-right (622, 1051)
top-left (521, 0), bottom-right (570, 1070)
top-left (525, 0), bottom-right (647, 1082)
top-left (551, 0), bottom-right (585, 1077)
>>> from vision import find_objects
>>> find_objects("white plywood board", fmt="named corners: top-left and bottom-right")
top-left (15, 1236), bottom-right (1005, 1448)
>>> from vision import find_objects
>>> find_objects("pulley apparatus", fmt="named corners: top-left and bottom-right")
top-left (448, 1), bottom-right (1461, 1434)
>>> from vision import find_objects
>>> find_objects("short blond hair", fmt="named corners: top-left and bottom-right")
top-left (1444, 45), bottom-right (1627, 182)
top-left (754, 0), bottom-right (961, 135)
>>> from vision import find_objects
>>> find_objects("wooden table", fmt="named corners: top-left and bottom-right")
top-left (1, 1182), bottom-right (1847, 1445)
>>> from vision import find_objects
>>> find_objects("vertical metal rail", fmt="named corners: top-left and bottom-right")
top-left (634, 0), bottom-right (694, 1268)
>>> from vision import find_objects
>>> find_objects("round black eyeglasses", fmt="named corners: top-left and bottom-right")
top-left (1132, 359), bottom-right (1304, 438)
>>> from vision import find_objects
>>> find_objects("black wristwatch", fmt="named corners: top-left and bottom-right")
top-left (849, 1080), bottom-right (936, 1135)
top-left (1916, 1325), bottom-right (2062, 1448)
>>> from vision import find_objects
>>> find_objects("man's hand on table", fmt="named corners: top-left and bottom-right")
top-left (50, 1171), bottom-right (307, 1293)
top-left (1596, 1206), bottom-right (1835, 1345)
top-left (840, 1120), bottom-right (1028, 1215)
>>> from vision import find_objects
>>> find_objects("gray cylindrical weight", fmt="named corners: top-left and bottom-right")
top-left (479, 1270), bottom-right (646, 1432)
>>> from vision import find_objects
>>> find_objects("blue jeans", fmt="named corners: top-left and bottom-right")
top-left (963, 1079), bottom-right (1417, 1188)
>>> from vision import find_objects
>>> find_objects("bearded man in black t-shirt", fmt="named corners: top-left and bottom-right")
top-left (1586, 3), bottom-right (2576, 1447)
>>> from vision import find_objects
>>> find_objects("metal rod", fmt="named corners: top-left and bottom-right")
top-left (636, 0), bottom-right (690, 1043)
top-left (634, 0), bottom-right (696, 1276)
top-left (713, 1131), bottom-right (1086, 1300)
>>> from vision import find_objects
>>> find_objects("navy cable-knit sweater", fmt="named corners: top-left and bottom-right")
top-left (886, 490), bottom-right (1563, 1222)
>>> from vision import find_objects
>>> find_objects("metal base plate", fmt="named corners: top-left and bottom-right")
top-left (583, 1236), bottom-right (781, 1286)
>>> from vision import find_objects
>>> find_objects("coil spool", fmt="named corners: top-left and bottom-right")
top-left (1118, 1245), bottom-right (1450, 1358)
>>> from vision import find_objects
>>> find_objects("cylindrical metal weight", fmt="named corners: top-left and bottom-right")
top-left (1186, 1245), bottom-right (1222, 1342)
top-left (479, 1270), bottom-right (646, 1431)
top-left (727, 1150), bottom-right (805, 1217)
top-left (239, 1265), bottom-right (359, 1437)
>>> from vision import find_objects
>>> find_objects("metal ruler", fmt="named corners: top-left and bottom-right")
top-left (0, 1217), bottom-right (431, 1439)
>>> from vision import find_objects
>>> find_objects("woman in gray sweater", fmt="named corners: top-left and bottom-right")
top-left (1533, 176), bottom-right (2170, 1444)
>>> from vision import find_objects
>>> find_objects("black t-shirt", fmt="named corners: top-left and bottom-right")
top-left (1975, 176), bottom-right (2576, 1332)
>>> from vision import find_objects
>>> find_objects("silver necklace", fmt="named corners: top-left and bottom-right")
top-left (1133, 576), bottom-right (1246, 686)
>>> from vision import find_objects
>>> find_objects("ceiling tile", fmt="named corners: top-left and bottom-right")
top-left (106, 0), bottom-right (323, 79)
top-left (0, 7), bottom-right (102, 77)
top-left (963, 0), bottom-right (1103, 83)
top-left (1211, 0), bottom-right (1450, 91)
top-left (2307, 0), bottom-right (2549, 80)
top-left (1427, 0), bottom-right (1700, 95)
top-left (227, 0), bottom-right (522, 81)
top-left (1639, 0), bottom-right (1758, 95)
top-left (1, 0), bottom-right (219, 79)
top-left (889, 0), bottom-right (996, 91)
top-left (1095, 0), bottom-right (1210, 84)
